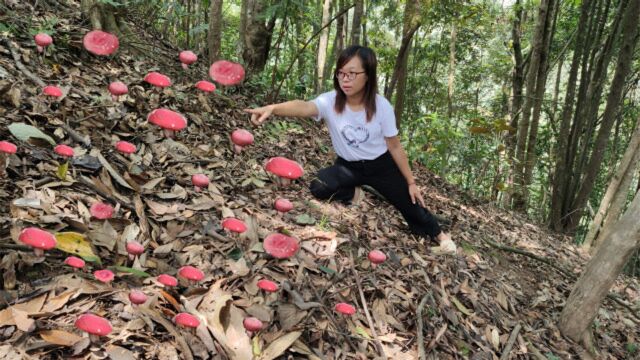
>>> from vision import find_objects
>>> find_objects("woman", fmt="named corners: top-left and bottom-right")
top-left (245, 45), bottom-right (456, 254)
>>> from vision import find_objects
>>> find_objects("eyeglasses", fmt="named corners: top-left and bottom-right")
top-left (335, 70), bottom-right (366, 81)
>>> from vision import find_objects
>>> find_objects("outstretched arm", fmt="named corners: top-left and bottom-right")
top-left (244, 100), bottom-right (319, 126)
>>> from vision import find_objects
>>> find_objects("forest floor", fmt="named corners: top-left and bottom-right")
top-left (0, 1), bottom-right (639, 359)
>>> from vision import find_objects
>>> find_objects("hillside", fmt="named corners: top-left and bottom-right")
top-left (0, 2), bottom-right (639, 359)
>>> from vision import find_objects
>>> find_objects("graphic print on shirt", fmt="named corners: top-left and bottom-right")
top-left (340, 125), bottom-right (370, 148)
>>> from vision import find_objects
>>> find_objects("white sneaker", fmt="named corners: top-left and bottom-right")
top-left (351, 186), bottom-right (364, 205)
top-left (431, 238), bottom-right (457, 255)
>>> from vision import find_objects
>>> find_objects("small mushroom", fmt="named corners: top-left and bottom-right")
top-left (43, 85), bottom-right (63, 100)
top-left (75, 313), bottom-right (112, 343)
top-left (221, 218), bottom-right (247, 235)
top-left (126, 241), bottom-right (145, 261)
top-left (34, 33), bottom-right (53, 54)
top-left (368, 250), bottom-right (386, 268)
top-left (263, 233), bottom-right (299, 259)
top-left (83, 30), bottom-right (119, 56)
top-left (179, 51), bottom-right (198, 70)
top-left (54, 144), bottom-right (74, 158)
top-left (94, 269), bottom-right (115, 284)
top-left (191, 174), bottom-right (209, 192)
top-left (115, 141), bottom-right (136, 156)
top-left (209, 60), bottom-right (245, 86)
top-left (129, 290), bottom-right (148, 306)
top-left (243, 317), bottom-right (263, 336)
top-left (177, 265), bottom-right (205, 286)
top-left (264, 157), bottom-right (304, 187)
top-left (108, 81), bottom-right (128, 101)
top-left (257, 279), bottom-right (278, 293)
top-left (157, 274), bottom-right (178, 288)
top-left (64, 256), bottom-right (85, 270)
top-left (147, 108), bottom-right (187, 138)
top-left (335, 302), bottom-right (356, 315)
top-left (0, 141), bottom-right (17, 177)
top-left (230, 129), bottom-right (254, 154)
top-left (90, 202), bottom-right (114, 220)
top-left (174, 313), bottom-right (200, 328)
top-left (144, 72), bottom-right (172, 88)
top-left (195, 80), bottom-right (216, 93)
top-left (18, 227), bottom-right (57, 257)
top-left (274, 198), bottom-right (293, 217)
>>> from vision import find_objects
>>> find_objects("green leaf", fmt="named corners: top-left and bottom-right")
top-left (294, 213), bottom-right (316, 225)
top-left (109, 266), bottom-right (150, 278)
top-left (451, 296), bottom-right (473, 316)
top-left (56, 162), bottom-right (69, 180)
top-left (227, 247), bottom-right (243, 260)
top-left (54, 232), bottom-right (101, 264)
top-left (318, 265), bottom-right (336, 275)
top-left (8, 123), bottom-right (56, 145)
top-left (354, 326), bottom-right (371, 339)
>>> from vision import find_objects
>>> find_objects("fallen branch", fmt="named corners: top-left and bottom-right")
top-left (2, 38), bottom-right (45, 87)
top-left (416, 293), bottom-right (429, 360)
top-left (60, 123), bottom-right (91, 148)
top-left (499, 322), bottom-right (522, 360)
top-left (78, 175), bottom-right (135, 211)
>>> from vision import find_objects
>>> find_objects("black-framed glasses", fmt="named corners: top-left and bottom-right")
top-left (335, 70), bottom-right (366, 81)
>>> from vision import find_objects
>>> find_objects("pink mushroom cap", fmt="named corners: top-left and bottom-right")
top-left (209, 60), bottom-right (245, 86)
top-left (178, 266), bottom-right (205, 282)
top-left (83, 30), bottom-right (119, 56)
top-left (34, 33), bottom-right (53, 48)
top-left (64, 256), bottom-right (85, 269)
top-left (108, 81), bottom-right (128, 96)
top-left (274, 198), bottom-right (294, 213)
top-left (75, 314), bottom-right (113, 336)
top-left (157, 274), bottom-right (178, 287)
top-left (179, 51), bottom-right (198, 65)
top-left (368, 250), bottom-right (387, 265)
top-left (231, 129), bottom-right (254, 147)
top-left (257, 279), bottom-right (279, 292)
top-left (115, 141), bottom-right (136, 154)
top-left (43, 85), bottom-right (62, 98)
top-left (18, 227), bottom-right (57, 251)
top-left (263, 233), bottom-right (299, 259)
top-left (147, 108), bottom-right (187, 131)
top-left (54, 144), bottom-right (74, 158)
top-left (264, 157), bottom-right (304, 181)
top-left (144, 72), bottom-right (172, 88)
top-left (243, 317), bottom-right (263, 332)
top-left (191, 174), bottom-right (209, 188)
top-left (90, 202), bottom-right (114, 220)
top-left (174, 313), bottom-right (200, 328)
top-left (195, 80), bottom-right (216, 93)
top-left (94, 269), bottom-right (115, 283)
top-left (335, 302), bottom-right (356, 315)
top-left (129, 290), bottom-right (148, 305)
top-left (126, 241), bottom-right (145, 256)
top-left (0, 141), bottom-right (17, 154)
top-left (221, 218), bottom-right (247, 234)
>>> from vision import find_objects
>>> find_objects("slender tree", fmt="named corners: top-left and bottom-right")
top-left (207, 0), bottom-right (223, 63)
top-left (316, 0), bottom-right (332, 93)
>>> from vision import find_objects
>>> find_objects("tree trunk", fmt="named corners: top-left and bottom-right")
top-left (446, 22), bottom-right (457, 120)
top-left (350, 0), bottom-right (363, 45)
top-left (316, 0), bottom-right (332, 93)
top-left (238, 0), bottom-right (249, 58)
top-left (241, 0), bottom-right (276, 75)
top-left (80, 0), bottom-right (129, 36)
top-left (207, 0), bottom-right (223, 63)
top-left (558, 189), bottom-right (640, 344)
top-left (565, 0), bottom-right (640, 232)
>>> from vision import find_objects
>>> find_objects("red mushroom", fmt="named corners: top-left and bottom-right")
top-left (0, 141), bottom-right (17, 177)
top-left (108, 81), bottom-right (128, 101)
top-left (209, 60), bottom-right (245, 86)
top-left (126, 240), bottom-right (145, 261)
top-left (174, 313), bottom-right (200, 328)
top-left (221, 218), bottom-right (247, 234)
top-left (90, 202), bottom-right (114, 220)
top-left (54, 144), bottom-right (74, 158)
top-left (34, 33), bottom-right (53, 53)
top-left (257, 279), bottom-right (278, 293)
top-left (75, 313), bottom-right (112, 343)
top-left (195, 80), bottom-right (216, 93)
top-left (144, 72), bottom-right (172, 88)
top-left (264, 157), bottom-right (304, 186)
top-left (368, 250), bottom-right (386, 266)
top-left (94, 269), bottom-right (115, 284)
top-left (83, 30), bottom-right (119, 56)
top-left (191, 174), bottom-right (209, 192)
top-left (157, 274), bottom-right (178, 287)
top-left (230, 129), bottom-right (254, 154)
top-left (263, 233), bottom-right (299, 259)
top-left (335, 302), bottom-right (356, 315)
top-left (274, 198), bottom-right (293, 215)
top-left (147, 108), bottom-right (187, 138)
top-left (115, 141), bottom-right (136, 155)
top-left (243, 317), bottom-right (263, 336)
top-left (179, 51), bottom-right (197, 69)
top-left (18, 227), bottom-right (57, 257)
top-left (43, 85), bottom-right (63, 99)
top-left (64, 256), bottom-right (85, 270)
top-left (129, 290), bottom-right (148, 306)
top-left (177, 265), bottom-right (205, 285)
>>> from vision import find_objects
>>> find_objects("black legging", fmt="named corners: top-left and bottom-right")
top-left (309, 151), bottom-right (442, 239)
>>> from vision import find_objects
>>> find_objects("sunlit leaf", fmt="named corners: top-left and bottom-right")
top-left (54, 232), bottom-right (101, 264)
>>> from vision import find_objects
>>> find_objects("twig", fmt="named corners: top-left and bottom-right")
top-left (77, 175), bottom-right (135, 211)
top-left (499, 322), bottom-right (522, 360)
top-left (308, 282), bottom-right (359, 353)
top-left (282, 281), bottom-right (322, 310)
top-left (60, 123), bottom-right (91, 148)
top-left (2, 38), bottom-right (45, 87)
top-left (349, 256), bottom-right (387, 359)
top-left (416, 293), bottom-right (429, 360)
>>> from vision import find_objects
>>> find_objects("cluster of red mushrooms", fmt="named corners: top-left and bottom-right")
top-left (3, 29), bottom-right (391, 347)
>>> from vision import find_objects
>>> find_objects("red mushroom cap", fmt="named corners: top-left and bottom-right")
top-left (195, 80), bottom-right (216, 93)
top-left (0, 141), bottom-right (17, 154)
top-left (157, 274), bottom-right (178, 287)
top-left (43, 85), bottom-right (62, 98)
top-left (54, 144), bottom-right (74, 158)
top-left (368, 250), bottom-right (386, 265)
top-left (75, 314), bottom-right (113, 336)
top-left (178, 266), bottom-right (205, 282)
top-left (108, 81), bottom-right (128, 96)
top-left (257, 279), bottom-right (278, 292)
top-left (64, 256), bottom-right (85, 269)
top-left (83, 30), bottom-right (119, 56)
top-left (126, 241), bottom-right (145, 256)
top-left (174, 313), bottom-right (200, 328)
top-left (243, 317), bottom-right (263, 332)
top-left (263, 233), bottom-right (299, 259)
top-left (90, 202), bottom-right (114, 220)
top-left (94, 269), bottom-right (115, 283)
top-left (191, 174), bottom-right (209, 188)
top-left (147, 108), bottom-right (187, 131)
top-left (231, 129), bottom-right (254, 147)
top-left (115, 141), bottom-right (136, 154)
top-left (144, 72), bottom-right (172, 88)
top-left (129, 290), bottom-right (148, 305)
top-left (34, 33), bottom-right (53, 47)
top-left (274, 198), bottom-right (294, 213)
top-left (221, 218), bottom-right (247, 234)
top-left (179, 51), bottom-right (198, 65)
top-left (18, 227), bottom-right (57, 251)
top-left (209, 60), bottom-right (245, 86)
top-left (264, 157), bottom-right (304, 180)
top-left (335, 302), bottom-right (356, 315)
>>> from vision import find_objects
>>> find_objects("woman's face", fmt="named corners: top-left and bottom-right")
top-left (336, 56), bottom-right (368, 99)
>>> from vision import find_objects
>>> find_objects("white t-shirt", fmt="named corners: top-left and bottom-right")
top-left (311, 91), bottom-right (398, 161)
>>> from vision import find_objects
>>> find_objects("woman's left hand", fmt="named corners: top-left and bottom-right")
top-left (408, 183), bottom-right (426, 207)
